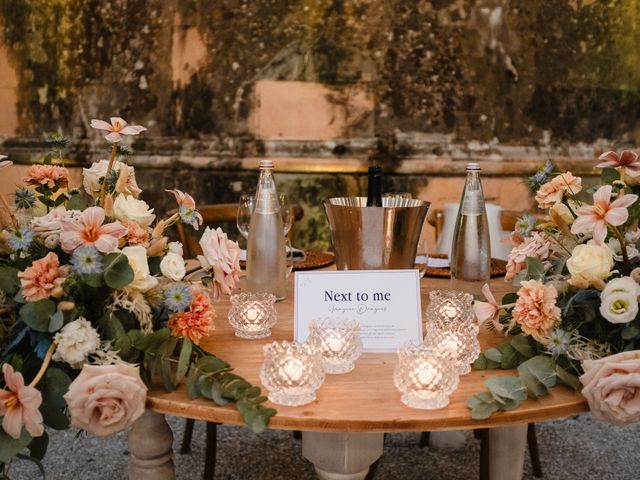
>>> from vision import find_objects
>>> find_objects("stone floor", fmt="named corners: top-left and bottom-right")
top-left (8, 414), bottom-right (640, 480)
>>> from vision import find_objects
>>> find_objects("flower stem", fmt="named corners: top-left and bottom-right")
top-left (0, 193), bottom-right (19, 228)
top-left (610, 224), bottom-right (630, 275)
top-left (98, 143), bottom-right (118, 207)
top-left (29, 343), bottom-right (56, 388)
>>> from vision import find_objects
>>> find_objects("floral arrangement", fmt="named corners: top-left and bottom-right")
top-left (0, 118), bottom-right (274, 474)
top-left (470, 152), bottom-right (640, 425)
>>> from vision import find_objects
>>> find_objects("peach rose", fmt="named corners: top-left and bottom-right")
top-left (580, 350), bottom-right (640, 426)
top-left (512, 279), bottom-right (561, 341)
top-left (535, 172), bottom-right (582, 209)
top-left (64, 363), bottom-right (147, 437)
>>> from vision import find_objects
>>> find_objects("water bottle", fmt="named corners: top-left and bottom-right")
top-left (366, 166), bottom-right (383, 207)
top-left (450, 163), bottom-right (491, 297)
top-left (246, 160), bottom-right (287, 300)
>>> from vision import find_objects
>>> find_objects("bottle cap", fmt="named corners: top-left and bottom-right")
top-left (466, 163), bottom-right (481, 171)
top-left (260, 160), bottom-right (274, 169)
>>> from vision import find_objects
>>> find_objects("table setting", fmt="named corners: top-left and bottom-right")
top-left (0, 117), bottom-right (639, 480)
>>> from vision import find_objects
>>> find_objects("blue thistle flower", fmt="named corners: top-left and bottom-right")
top-left (71, 246), bottom-right (104, 275)
top-left (515, 214), bottom-right (537, 237)
top-left (547, 329), bottom-right (571, 357)
top-left (179, 205), bottom-right (200, 228)
top-left (14, 187), bottom-right (36, 209)
top-left (9, 228), bottom-right (35, 251)
top-left (527, 160), bottom-right (555, 190)
top-left (164, 283), bottom-right (193, 312)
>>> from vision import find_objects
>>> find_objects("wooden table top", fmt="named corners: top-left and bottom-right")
top-left (147, 275), bottom-right (588, 432)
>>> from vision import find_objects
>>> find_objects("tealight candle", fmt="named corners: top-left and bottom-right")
top-left (260, 341), bottom-right (325, 406)
top-left (424, 325), bottom-right (480, 375)
top-left (228, 292), bottom-right (277, 339)
top-left (308, 319), bottom-right (362, 374)
top-left (426, 290), bottom-right (475, 330)
top-left (393, 343), bottom-right (459, 409)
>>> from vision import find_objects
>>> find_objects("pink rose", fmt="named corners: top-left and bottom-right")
top-left (580, 350), bottom-right (640, 426)
top-left (64, 363), bottom-right (147, 437)
top-left (197, 227), bottom-right (241, 300)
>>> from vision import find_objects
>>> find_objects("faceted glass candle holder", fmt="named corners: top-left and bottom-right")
top-left (259, 341), bottom-right (325, 406)
top-left (426, 289), bottom-right (475, 330)
top-left (308, 319), bottom-right (363, 374)
top-left (228, 292), bottom-right (277, 339)
top-left (424, 324), bottom-right (480, 375)
top-left (393, 343), bottom-right (459, 409)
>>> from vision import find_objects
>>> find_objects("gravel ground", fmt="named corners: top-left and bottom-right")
top-left (7, 414), bottom-right (640, 480)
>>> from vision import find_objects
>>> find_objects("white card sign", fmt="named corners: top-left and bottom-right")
top-left (294, 270), bottom-right (423, 352)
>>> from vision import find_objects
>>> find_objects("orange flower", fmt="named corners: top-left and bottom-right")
top-left (24, 164), bottom-right (69, 189)
top-left (18, 252), bottom-right (68, 302)
top-left (512, 280), bottom-right (561, 340)
top-left (168, 293), bottom-right (215, 345)
top-left (121, 218), bottom-right (150, 247)
top-left (534, 172), bottom-right (582, 209)
top-left (0, 364), bottom-right (44, 439)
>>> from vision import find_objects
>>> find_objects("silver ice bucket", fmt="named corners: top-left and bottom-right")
top-left (323, 197), bottom-right (430, 270)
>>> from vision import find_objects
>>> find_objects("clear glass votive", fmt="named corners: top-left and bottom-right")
top-left (426, 289), bottom-right (475, 330)
top-left (423, 324), bottom-right (480, 375)
top-left (228, 292), bottom-right (277, 339)
top-left (393, 343), bottom-right (459, 409)
top-left (308, 319), bottom-right (362, 374)
top-left (259, 341), bottom-right (325, 406)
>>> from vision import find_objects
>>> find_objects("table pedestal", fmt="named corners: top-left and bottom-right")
top-left (128, 411), bottom-right (175, 480)
top-left (488, 424), bottom-right (528, 480)
top-left (302, 431), bottom-right (384, 480)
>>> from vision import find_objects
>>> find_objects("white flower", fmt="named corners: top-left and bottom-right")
top-left (122, 245), bottom-right (159, 291)
top-left (606, 238), bottom-right (639, 262)
top-left (622, 168), bottom-right (640, 187)
top-left (160, 252), bottom-right (186, 281)
top-left (167, 241), bottom-right (183, 256)
top-left (599, 277), bottom-right (640, 324)
top-left (113, 194), bottom-right (155, 228)
top-left (82, 160), bottom-right (141, 199)
top-left (53, 317), bottom-right (101, 367)
top-left (549, 203), bottom-right (574, 225)
top-left (566, 243), bottom-right (614, 290)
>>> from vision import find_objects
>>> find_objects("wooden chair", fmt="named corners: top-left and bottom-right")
top-left (175, 201), bottom-right (303, 480)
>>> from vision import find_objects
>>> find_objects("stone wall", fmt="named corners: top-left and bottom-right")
top-left (1, 0), bottom-right (638, 248)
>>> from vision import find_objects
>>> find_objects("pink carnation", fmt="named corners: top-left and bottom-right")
top-left (18, 252), bottom-right (68, 302)
top-left (24, 164), bottom-right (69, 188)
top-left (168, 293), bottom-right (215, 345)
top-left (121, 218), bottom-right (150, 247)
top-left (535, 172), bottom-right (582, 209)
top-left (512, 280), bottom-right (561, 340)
top-left (505, 232), bottom-right (551, 281)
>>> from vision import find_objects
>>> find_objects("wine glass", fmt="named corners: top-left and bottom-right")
top-left (237, 194), bottom-right (255, 240)
top-left (416, 238), bottom-right (430, 277)
top-left (279, 193), bottom-right (292, 236)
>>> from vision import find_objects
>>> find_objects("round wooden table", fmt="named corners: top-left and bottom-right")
top-left (128, 276), bottom-right (588, 480)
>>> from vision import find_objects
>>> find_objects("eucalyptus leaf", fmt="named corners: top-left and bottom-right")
top-left (20, 300), bottom-right (56, 332)
top-left (28, 431), bottom-right (49, 461)
top-left (500, 345), bottom-right (519, 369)
top-left (484, 348), bottom-right (502, 363)
top-left (517, 355), bottom-right (557, 389)
top-left (467, 392), bottom-right (500, 420)
top-left (485, 376), bottom-right (527, 402)
top-left (472, 354), bottom-right (488, 370)
top-left (0, 429), bottom-right (31, 463)
top-left (40, 403), bottom-right (69, 430)
top-left (175, 339), bottom-right (192, 386)
top-left (103, 253), bottom-right (134, 289)
top-left (602, 167), bottom-right (620, 183)
top-left (81, 273), bottom-right (103, 288)
top-left (555, 365), bottom-right (581, 390)
top-left (66, 190), bottom-right (92, 211)
top-left (0, 266), bottom-right (20, 296)
top-left (40, 368), bottom-right (71, 409)
top-left (48, 310), bottom-right (64, 333)
top-left (519, 370), bottom-right (549, 398)
top-left (511, 335), bottom-right (535, 358)
top-left (525, 257), bottom-right (546, 280)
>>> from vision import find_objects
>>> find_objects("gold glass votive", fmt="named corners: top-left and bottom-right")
top-left (228, 292), bottom-right (277, 339)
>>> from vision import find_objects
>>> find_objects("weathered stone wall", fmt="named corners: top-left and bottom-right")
top-left (1, 0), bottom-right (638, 248)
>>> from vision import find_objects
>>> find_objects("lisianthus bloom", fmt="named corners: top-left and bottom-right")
top-left (167, 189), bottom-right (203, 230)
top-left (24, 164), bottom-right (69, 189)
top-left (473, 284), bottom-right (504, 332)
top-left (18, 251), bottom-right (68, 302)
top-left (597, 150), bottom-right (640, 171)
top-left (197, 227), bottom-right (241, 300)
top-left (60, 206), bottom-right (127, 253)
top-left (168, 293), bottom-right (215, 345)
top-left (599, 277), bottom-right (640, 324)
top-left (512, 280), bottom-right (561, 341)
top-left (571, 185), bottom-right (638, 244)
top-left (505, 232), bottom-right (551, 281)
top-left (0, 363), bottom-right (44, 439)
top-left (90, 117), bottom-right (147, 143)
top-left (534, 172), bottom-right (582, 209)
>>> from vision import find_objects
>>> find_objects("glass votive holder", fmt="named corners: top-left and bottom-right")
top-left (228, 292), bottom-right (277, 339)
top-left (423, 324), bottom-right (480, 375)
top-left (259, 340), bottom-right (325, 406)
top-left (426, 289), bottom-right (475, 330)
top-left (308, 319), bottom-right (362, 374)
top-left (393, 343), bottom-right (459, 409)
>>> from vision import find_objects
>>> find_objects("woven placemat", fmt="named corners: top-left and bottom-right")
top-left (240, 251), bottom-right (335, 271)
top-left (419, 253), bottom-right (507, 278)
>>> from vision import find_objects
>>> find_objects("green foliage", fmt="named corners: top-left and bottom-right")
top-left (0, 267), bottom-right (20, 296)
top-left (19, 299), bottom-right (56, 332)
top-left (512, 257), bottom-right (546, 285)
top-left (66, 190), bottom-right (92, 211)
top-left (0, 429), bottom-right (31, 464)
top-left (103, 253), bottom-right (134, 289)
top-left (601, 167), bottom-right (620, 184)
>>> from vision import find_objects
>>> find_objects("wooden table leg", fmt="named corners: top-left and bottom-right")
top-left (128, 411), bottom-right (175, 480)
top-left (302, 431), bottom-right (384, 480)
top-left (487, 424), bottom-right (527, 480)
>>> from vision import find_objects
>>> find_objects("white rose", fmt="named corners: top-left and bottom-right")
top-left (113, 194), bottom-right (155, 228)
top-left (606, 238), bottom-right (639, 262)
top-left (167, 241), bottom-right (183, 256)
top-left (122, 245), bottom-right (159, 291)
top-left (549, 203), bottom-right (574, 225)
top-left (599, 277), bottom-right (640, 324)
top-left (160, 252), bottom-right (186, 281)
top-left (567, 243), bottom-right (614, 289)
top-left (83, 160), bottom-right (142, 198)
top-left (52, 317), bottom-right (101, 367)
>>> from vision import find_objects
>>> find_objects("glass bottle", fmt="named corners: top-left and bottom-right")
top-left (450, 163), bottom-right (491, 297)
top-left (366, 166), bottom-right (383, 207)
top-left (246, 160), bottom-right (287, 300)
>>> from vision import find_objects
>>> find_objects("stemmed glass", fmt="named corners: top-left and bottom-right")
top-left (279, 193), bottom-right (292, 236)
top-left (237, 194), bottom-right (255, 240)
